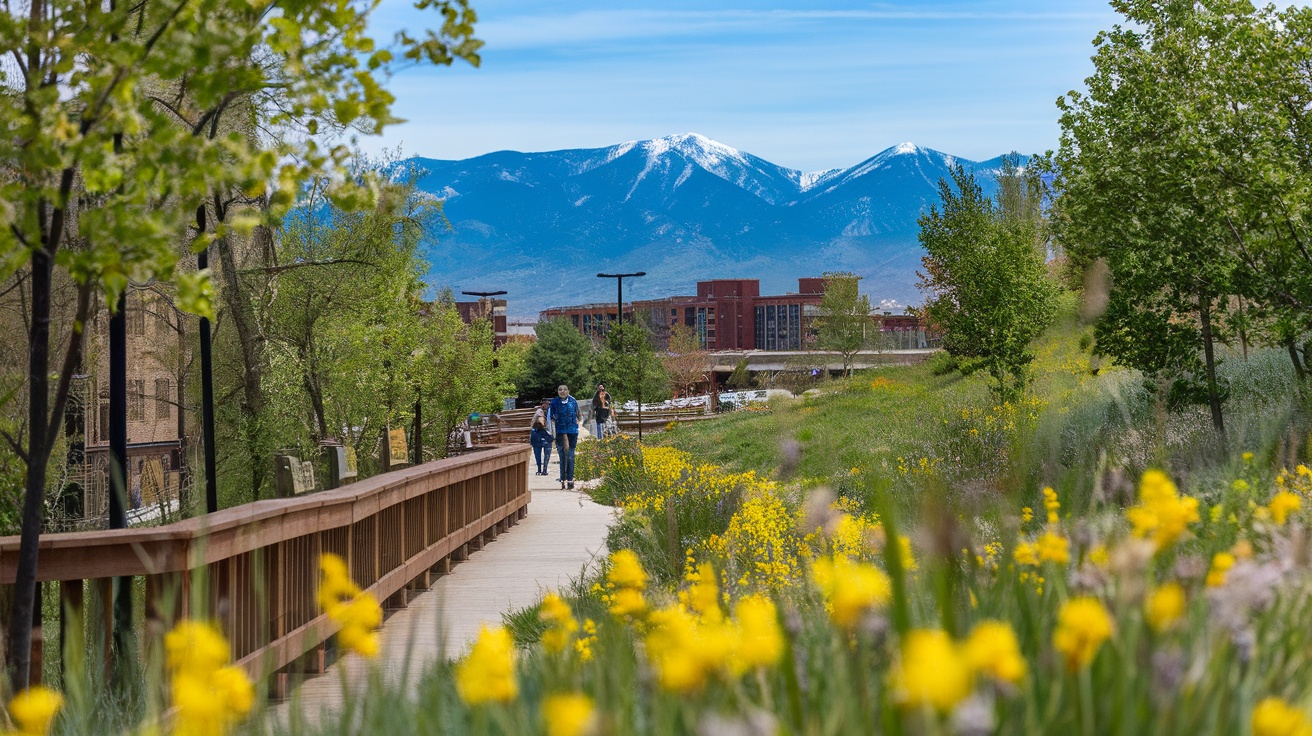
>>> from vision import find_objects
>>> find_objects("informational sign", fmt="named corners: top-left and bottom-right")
top-left (388, 427), bottom-right (409, 465)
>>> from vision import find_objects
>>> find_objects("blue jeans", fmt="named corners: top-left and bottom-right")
top-left (555, 433), bottom-right (577, 481)
top-left (532, 443), bottom-right (550, 473)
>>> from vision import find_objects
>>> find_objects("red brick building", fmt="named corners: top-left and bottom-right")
top-left (454, 298), bottom-right (509, 347)
top-left (542, 277), bottom-right (831, 351)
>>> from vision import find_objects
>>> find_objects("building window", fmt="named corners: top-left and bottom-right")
top-left (156, 378), bottom-right (171, 419)
top-left (128, 380), bottom-right (145, 420)
top-left (154, 298), bottom-right (172, 337)
top-left (127, 298), bottom-right (146, 336)
top-left (789, 304), bottom-right (802, 349)
top-left (582, 313), bottom-right (591, 336)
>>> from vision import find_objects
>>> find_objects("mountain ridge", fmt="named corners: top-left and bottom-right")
top-left (408, 135), bottom-right (1027, 317)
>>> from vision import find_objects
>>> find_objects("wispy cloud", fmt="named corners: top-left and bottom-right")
top-left (478, 8), bottom-right (1110, 49)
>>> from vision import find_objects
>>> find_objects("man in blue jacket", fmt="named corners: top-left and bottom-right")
top-left (547, 384), bottom-right (580, 489)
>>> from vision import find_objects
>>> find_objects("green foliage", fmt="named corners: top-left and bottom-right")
top-left (918, 161), bottom-right (1058, 402)
top-left (593, 324), bottom-right (669, 407)
top-left (518, 320), bottom-right (595, 401)
top-left (726, 359), bottom-right (755, 390)
top-left (1050, 1), bottom-right (1312, 429)
top-left (815, 272), bottom-right (872, 376)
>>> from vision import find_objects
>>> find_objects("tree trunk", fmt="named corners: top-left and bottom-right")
top-left (214, 230), bottom-right (269, 501)
top-left (1198, 293), bottom-right (1225, 436)
top-left (1290, 339), bottom-right (1307, 383)
top-left (8, 247), bottom-right (52, 691)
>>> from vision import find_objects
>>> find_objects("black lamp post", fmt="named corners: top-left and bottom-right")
top-left (596, 272), bottom-right (644, 328)
top-left (597, 272), bottom-right (646, 439)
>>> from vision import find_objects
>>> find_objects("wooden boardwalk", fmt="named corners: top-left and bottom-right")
top-left (270, 465), bottom-right (614, 726)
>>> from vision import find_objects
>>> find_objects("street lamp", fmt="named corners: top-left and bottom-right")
top-left (596, 272), bottom-right (644, 327)
top-left (597, 272), bottom-right (647, 439)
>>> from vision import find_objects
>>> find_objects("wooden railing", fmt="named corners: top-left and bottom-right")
top-left (0, 444), bottom-right (531, 693)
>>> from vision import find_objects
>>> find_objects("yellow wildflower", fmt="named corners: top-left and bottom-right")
top-left (1233, 479), bottom-right (1251, 493)
top-left (607, 550), bottom-right (648, 590)
top-left (540, 594), bottom-right (579, 654)
top-left (1036, 530), bottom-right (1070, 564)
top-left (645, 606), bottom-right (712, 693)
top-left (964, 620), bottom-right (1027, 685)
top-left (1021, 507), bottom-right (1034, 524)
top-left (891, 629), bottom-right (973, 712)
top-left (8, 687), bottom-right (63, 736)
top-left (163, 620), bottom-right (254, 736)
top-left (1014, 541), bottom-right (1039, 566)
top-left (542, 693), bottom-right (596, 736)
top-left (608, 587), bottom-right (647, 618)
top-left (456, 626), bottom-right (518, 705)
top-left (317, 553), bottom-right (383, 658)
top-left (1252, 697), bottom-right (1312, 736)
top-left (1053, 597), bottom-right (1114, 671)
top-left (1126, 470), bottom-right (1200, 552)
top-left (811, 555), bottom-right (891, 629)
top-left (1206, 552), bottom-right (1236, 588)
top-left (1144, 582), bottom-right (1185, 633)
top-left (899, 535), bottom-right (919, 572)
top-left (1089, 544), bottom-right (1109, 568)
top-left (684, 563), bottom-right (723, 622)
top-left (733, 595), bottom-right (784, 670)
top-left (1243, 452), bottom-right (1255, 463)
top-left (1043, 487), bottom-right (1060, 523)
top-left (1269, 491), bottom-right (1301, 526)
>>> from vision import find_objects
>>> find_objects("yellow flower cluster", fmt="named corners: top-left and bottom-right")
top-left (163, 620), bottom-right (255, 736)
top-left (540, 593), bottom-right (579, 654)
top-left (1053, 597), bottom-right (1114, 671)
top-left (1014, 489), bottom-right (1070, 569)
top-left (605, 550), bottom-right (648, 618)
top-left (811, 555), bottom-right (891, 629)
top-left (317, 553), bottom-right (383, 658)
top-left (642, 592), bottom-right (784, 693)
top-left (1206, 551), bottom-right (1236, 588)
top-left (575, 619), bottom-right (598, 662)
top-left (542, 693), bottom-right (596, 736)
top-left (6, 687), bottom-right (63, 736)
top-left (456, 626), bottom-right (518, 705)
top-left (1252, 697), bottom-right (1312, 736)
top-left (1126, 470), bottom-right (1200, 552)
top-left (1268, 490), bottom-right (1301, 526)
top-left (891, 620), bottom-right (1027, 712)
top-left (1145, 582), bottom-right (1186, 633)
top-left (709, 492), bottom-right (804, 589)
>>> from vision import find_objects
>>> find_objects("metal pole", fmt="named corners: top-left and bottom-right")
top-left (197, 247), bottom-right (218, 514)
top-left (108, 293), bottom-right (132, 687)
top-left (616, 278), bottom-right (623, 329)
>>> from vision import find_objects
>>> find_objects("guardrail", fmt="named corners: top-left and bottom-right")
top-left (0, 444), bottom-right (531, 693)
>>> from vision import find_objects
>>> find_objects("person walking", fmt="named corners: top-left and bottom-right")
top-left (591, 383), bottom-right (612, 440)
top-left (547, 384), bottom-right (580, 489)
top-left (530, 400), bottom-right (552, 476)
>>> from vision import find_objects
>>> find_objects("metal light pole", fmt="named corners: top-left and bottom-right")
top-left (596, 272), bottom-right (646, 439)
top-left (596, 272), bottom-right (644, 328)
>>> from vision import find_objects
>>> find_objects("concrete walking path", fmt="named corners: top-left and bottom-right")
top-left (270, 460), bottom-right (614, 726)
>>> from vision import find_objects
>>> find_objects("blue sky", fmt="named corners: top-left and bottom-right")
top-left (362, 1), bottom-right (1128, 171)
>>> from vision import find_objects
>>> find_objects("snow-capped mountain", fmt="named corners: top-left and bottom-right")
top-left (409, 135), bottom-right (1026, 316)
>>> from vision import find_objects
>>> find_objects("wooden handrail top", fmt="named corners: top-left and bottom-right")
top-left (0, 445), bottom-right (529, 582)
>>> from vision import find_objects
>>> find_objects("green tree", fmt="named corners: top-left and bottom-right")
top-left (420, 297), bottom-right (507, 458)
top-left (816, 272), bottom-right (872, 377)
top-left (519, 320), bottom-right (595, 400)
top-left (664, 323), bottom-right (710, 397)
top-left (918, 161), bottom-right (1057, 402)
top-left (1051, 0), bottom-right (1261, 433)
top-left (726, 358), bottom-right (755, 390)
top-left (594, 323), bottom-right (670, 410)
top-left (0, 0), bottom-right (481, 688)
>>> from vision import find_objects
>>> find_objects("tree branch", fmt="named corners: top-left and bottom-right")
top-left (240, 258), bottom-right (379, 276)
top-left (43, 282), bottom-right (93, 452)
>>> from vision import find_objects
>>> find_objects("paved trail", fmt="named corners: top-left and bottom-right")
top-left (271, 462), bottom-right (614, 726)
